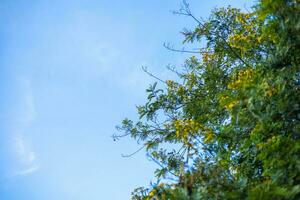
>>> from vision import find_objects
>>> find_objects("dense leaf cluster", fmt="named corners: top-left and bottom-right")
top-left (115, 0), bottom-right (300, 199)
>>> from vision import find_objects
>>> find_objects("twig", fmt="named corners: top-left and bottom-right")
top-left (141, 66), bottom-right (166, 84)
top-left (147, 152), bottom-right (179, 177)
top-left (121, 145), bottom-right (146, 157)
top-left (163, 42), bottom-right (207, 54)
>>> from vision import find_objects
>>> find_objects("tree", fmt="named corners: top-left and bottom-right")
top-left (115, 0), bottom-right (300, 199)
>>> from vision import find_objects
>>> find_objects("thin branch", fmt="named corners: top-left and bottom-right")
top-left (166, 64), bottom-right (182, 77)
top-left (164, 175), bottom-right (179, 182)
top-left (141, 66), bottom-right (166, 84)
top-left (185, 146), bottom-right (190, 167)
top-left (147, 153), bottom-right (179, 177)
top-left (112, 131), bottom-right (131, 141)
top-left (191, 135), bottom-right (215, 157)
top-left (121, 135), bottom-right (165, 158)
top-left (163, 42), bottom-right (207, 54)
top-left (121, 145), bottom-right (146, 157)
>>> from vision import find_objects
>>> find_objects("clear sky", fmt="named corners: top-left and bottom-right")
top-left (0, 0), bottom-right (252, 199)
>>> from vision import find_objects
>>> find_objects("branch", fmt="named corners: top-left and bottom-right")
top-left (163, 42), bottom-right (208, 54)
top-left (121, 145), bottom-right (145, 158)
top-left (141, 66), bottom-right (166, 84)
top-left (166, 64), bottom-right (182, 77)
top-left (112, 130), bottom-right (131, 141)
top-left (147, 152), bottom-right (179, 177)
top-left (121, 135), bottom-right (164, 157)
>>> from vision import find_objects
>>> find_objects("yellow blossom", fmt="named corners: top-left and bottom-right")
top-left (225, 100), bottom-right (238, 110)
top-left (265, 87), bottom-right (276, 97)
top-left (173, 119), bottom-right (204, 143)
top-left (204, 129), bottom-right (214, 143)
top-left (148, 189), bottom-right (156, 197)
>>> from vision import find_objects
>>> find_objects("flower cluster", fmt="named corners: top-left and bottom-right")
top-left (228, 68), bottom-right (254, 89)
top-left (219, 95), bottom-right (238, 110)
top-left (173, 119), bottom-right (203, 142)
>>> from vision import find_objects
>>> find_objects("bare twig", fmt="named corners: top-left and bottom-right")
top-left (112, 132), bottom-right (131, 141)
top-left (121, 145), bottom-right (146, 158)
top-left (166, 64), bottom-right (182, 77)
top-left (147, 152), bottom-right (179, 177)
top-left (163, 42), bottom-right (207, 54)
top-left (141, 66), bottom-right (166, 84)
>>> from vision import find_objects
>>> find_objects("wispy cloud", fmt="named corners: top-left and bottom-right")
top-left (14, 134), bottom-right (37, 164)
top-left (10, 78), bottom-right (40, 176)
top-left (13, 134), bottom-right (40, 176)
top-left (15, 164), bottom-right (40, 176)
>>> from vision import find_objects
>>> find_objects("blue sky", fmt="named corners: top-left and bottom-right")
top-left (0, 0), bottom-right (252, 199)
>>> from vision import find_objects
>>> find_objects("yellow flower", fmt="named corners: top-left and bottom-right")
top-left (173, 119), bottom-right (204, 143)
top-left (148, 189), bottom-right (156, 197)
top-left (204, 130), bottom-right (214, 143)
top-left (166, 80), bottom-right (176, 89)
top-left (256, 143), bottom-right (264, 150)
top-left (225, 100), bottom-right (238, 110)
top-left (257, 36), bottom-right (262, 43)
top-left (265, 87), bottom-right (276, 97)
top-left (202, 52), bottom-right (215, 62)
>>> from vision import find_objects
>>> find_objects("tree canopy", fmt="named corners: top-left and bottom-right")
top-left (115, 0), bottom-right (300, 199)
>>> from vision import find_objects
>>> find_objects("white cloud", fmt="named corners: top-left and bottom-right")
top-left (10, 78), bottom-right (40, 177)
top-left (11, 133), bottom-right (40, 177)
top-left (14, 134), bottom-right (37, 165)
top-left (15, 164), bottom-right (40, 176)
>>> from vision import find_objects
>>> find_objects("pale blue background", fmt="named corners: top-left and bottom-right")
top-left (0, 0), bottom-right (251, 199)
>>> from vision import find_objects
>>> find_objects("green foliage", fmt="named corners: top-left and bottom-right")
top-left (115, 0), bottom-right (300, 199)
